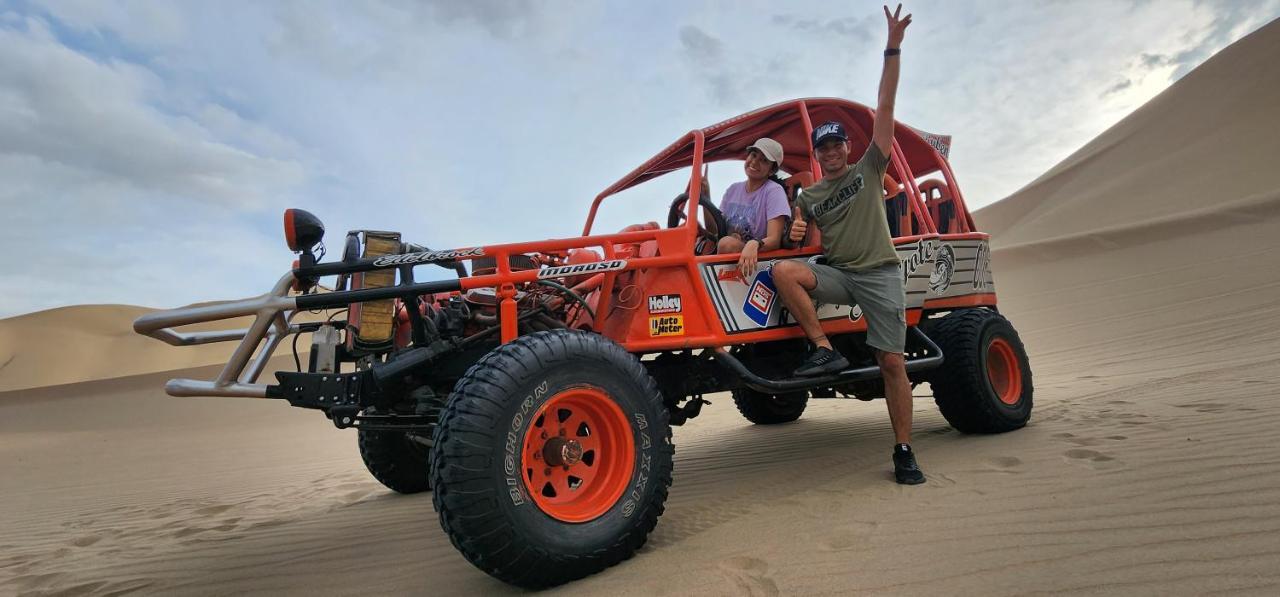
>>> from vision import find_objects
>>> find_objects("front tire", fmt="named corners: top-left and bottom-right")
top-left (431, 330), bottom-right (674, 589)
top-left (732, 389), bottom-right (808, 424)
top-left (928, 309), bottom-right (1033, 433)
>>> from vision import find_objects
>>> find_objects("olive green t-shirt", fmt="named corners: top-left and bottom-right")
top-left (797, 144), bottom-right (898, 271)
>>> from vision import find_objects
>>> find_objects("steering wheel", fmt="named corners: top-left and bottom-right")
top-left (667, 192), bottom-right (728, 249)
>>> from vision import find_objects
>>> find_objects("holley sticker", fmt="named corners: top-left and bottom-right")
top-left (647, 294), bottom-right (682, 314)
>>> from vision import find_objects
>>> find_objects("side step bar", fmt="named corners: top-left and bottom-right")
top-left (711, 327), bottom-right (944, 394)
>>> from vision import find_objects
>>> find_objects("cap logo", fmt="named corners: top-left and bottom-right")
top-left (815, 123), bottom-right (840, 138)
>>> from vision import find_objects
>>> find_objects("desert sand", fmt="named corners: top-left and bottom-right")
top-left (3, 19), bottom-right (1279, 597)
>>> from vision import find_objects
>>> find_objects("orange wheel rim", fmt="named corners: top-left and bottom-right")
top-left (520, 387), bottom-right (635, 523)
top-left (986, 337), bottom-right (1022, 406)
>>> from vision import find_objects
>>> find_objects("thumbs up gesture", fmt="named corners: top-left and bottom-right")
top-left (789, 208), bottom-right (808, 243)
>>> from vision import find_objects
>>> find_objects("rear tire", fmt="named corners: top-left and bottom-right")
top-left (431, 330), bottom-right (673, 589)
top-left (358, 429), bottom-right (433, 494)
top-left (732, 389), bottom-right (808, 424)
top-left (928, 309), bottom-right (1033, 433)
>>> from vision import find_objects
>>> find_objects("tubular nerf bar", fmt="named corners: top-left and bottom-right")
top-left (132, 273), bottom-right (302, 398)
top-left (132, 273), bottom-right (467, 399)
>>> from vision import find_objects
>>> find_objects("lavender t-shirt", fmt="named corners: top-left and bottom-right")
top-left (719, 180), bottom-right (789, 242)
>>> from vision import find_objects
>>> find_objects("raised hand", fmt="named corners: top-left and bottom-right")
top-left (884, 3), bottom-right (912, 48)
top-left (789, 215), bottom-right (807, 243)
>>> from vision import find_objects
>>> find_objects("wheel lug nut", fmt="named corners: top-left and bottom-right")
top-left (544, 468), bottom-right (551, 475)
top-left (559, 429), bottom-right (566, 437)
top-left (541, 431), bottom-right (547, 439)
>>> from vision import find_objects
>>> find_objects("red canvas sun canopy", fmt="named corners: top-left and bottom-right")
top-left (595, 97), bottom-right (951, 200)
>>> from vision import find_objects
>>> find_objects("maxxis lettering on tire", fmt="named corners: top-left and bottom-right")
top-left (430, 330), bottom-right (673, 589)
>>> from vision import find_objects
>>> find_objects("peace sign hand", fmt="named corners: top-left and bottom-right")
top-left (884, 4), bottom-right (912, 48)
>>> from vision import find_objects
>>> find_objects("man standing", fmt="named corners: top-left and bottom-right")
top-left (772, 4), bottom-right (923, 485)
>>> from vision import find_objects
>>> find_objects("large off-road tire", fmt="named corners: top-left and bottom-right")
top-left (928, 308), bottom-right (1033, 433)
top-left (358, 429), bottom-right (433, 494)
top-left (731, 389), bottom-right (808, 424)
top-left (431, 330), bottom-right (674, 589)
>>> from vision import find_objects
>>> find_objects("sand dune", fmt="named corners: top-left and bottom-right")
top-left (0, 303), bottom-right (326, 393)
top-left (3, 18), bottom-right (1280, 597)
top-left (0, 305), bottom-right (229, 393)
top-left (977, 18), bottom-right (1280, 250)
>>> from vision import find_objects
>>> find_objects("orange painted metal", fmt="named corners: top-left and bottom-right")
top-left (423, 98), bottom-right (993, 349)
top-left (987, 337), bottom-right (1022, 405)
top-left (921, 293), bottom-right (998, 311)
top-left (520, 387), bottom-right (636, 523)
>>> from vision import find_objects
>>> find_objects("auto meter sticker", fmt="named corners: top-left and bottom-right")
top-left (537, 259), bottom-right (627, 279)
top-left (847, 304), bottom-right (864, 321)
top-left (742, 268), bottom-right (778, 327)
top-left (372, 246), bottom-right (485, 267)
top-left (647, 294), bottom-right (682, 314)
top-left (930, 244), bottom-right (955, 293)
top-left (649, 315), bottom-right (684, 337)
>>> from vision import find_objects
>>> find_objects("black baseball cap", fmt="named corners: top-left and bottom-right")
top-left (811, 121), bottom-right (848, 147)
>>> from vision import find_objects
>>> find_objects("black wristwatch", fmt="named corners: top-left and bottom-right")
top-left (884, 48), bottom-right (901, 57)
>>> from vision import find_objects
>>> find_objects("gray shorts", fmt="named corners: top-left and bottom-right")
top-left (806, 261), bottom-right (906, 354)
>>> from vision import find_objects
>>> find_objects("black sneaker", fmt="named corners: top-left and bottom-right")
top-left (893, 444), bottom-right (926, 485)
top-left (793, 346), bottom-right (850, 377)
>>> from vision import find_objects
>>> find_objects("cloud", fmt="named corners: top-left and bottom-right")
top-left (1140, 52), bottom-right (1171, 69)
top-left (39, 0), bottom-right (188, 47)
top-left (0, 15), bottom-right (310, 317)
top-left (678, 25), bottom-right (739, 104)
top-left (676, 23), bottom-right (811, 108)
top-left (1137, 0), bottom-right (1278, 79)
top-left (1102, 78), bottom-right (1133, 96)
top-left (409, 0), bottom-right (537, 39)
top-left (0, 18), bottom-right (304, 208)
top-left (679, 24), bottom-right (724, 60)
top-left (2, 0), bottom-right (1279, 319)
top-left (772, 14), bottom-right (876, 40)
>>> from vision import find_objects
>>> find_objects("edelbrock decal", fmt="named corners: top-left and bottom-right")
top-left (372, 247), bottom-right (485, 267)
top-left (647, 294), bottom-right (682, 314)
top-left (538, 259), bottom-right (627, 279)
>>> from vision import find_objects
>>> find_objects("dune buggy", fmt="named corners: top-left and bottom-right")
top-left (134, 98), bottom-right (1032, 588)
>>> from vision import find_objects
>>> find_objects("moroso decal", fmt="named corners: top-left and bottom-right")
top-left (649, 315), bottom-right (684, 337)
top-left (372, 247), bottom-right (484, 267)
top-left (538, 259), bottom-right (627, 279)
top-left (930, 244), bottom-right (956, 293)
top-left (647, 294), bottom-right (682, 314)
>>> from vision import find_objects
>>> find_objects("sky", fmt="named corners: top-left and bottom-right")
top-left (1, 0), bottom-right (1277, 317)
